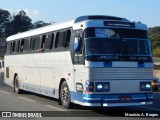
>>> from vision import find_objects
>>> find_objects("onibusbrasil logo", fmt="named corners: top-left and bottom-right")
top-left (1, 112), bottom-right (42, 118)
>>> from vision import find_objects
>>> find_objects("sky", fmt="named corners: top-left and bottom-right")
top-left (0, 0), bottom-right (160, 27)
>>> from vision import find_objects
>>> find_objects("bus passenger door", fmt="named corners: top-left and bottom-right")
top-left (73, 34), bottom-right (85, 100)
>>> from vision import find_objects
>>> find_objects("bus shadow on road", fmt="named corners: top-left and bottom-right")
top-left (19, 91), bottom-right (125, 112)
top-left (21, 91), bottom-right (60, 104)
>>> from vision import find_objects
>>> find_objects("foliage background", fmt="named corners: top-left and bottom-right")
top-left (0, 9), bottom-right (50, 38)
top-left (149, 26), bottom-right (160, 55)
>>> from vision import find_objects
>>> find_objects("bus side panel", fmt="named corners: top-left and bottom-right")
top-left (52, 51), bottom-right (74, 99)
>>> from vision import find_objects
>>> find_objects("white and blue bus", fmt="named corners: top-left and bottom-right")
top-left (4, 15), bottom-right (153, 108)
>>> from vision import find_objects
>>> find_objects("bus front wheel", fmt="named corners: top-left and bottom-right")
top-left (60, 81), bottom-right (72, 109)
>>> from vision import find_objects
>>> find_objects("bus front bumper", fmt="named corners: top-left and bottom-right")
top-left (74, 93), bottom-right (153, 107)
top-left (83, 101), bottom-right (153, 107)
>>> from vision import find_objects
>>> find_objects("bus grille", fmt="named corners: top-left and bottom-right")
top-left (85, 68), bottom-right (153, 80)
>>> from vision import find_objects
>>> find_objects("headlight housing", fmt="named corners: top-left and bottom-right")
top-left (140, 82), bottom-right (151, 91)
top-left (86, 82), bottom-right (94, 92)
top-left (95, 82), bottom-right (110, 92)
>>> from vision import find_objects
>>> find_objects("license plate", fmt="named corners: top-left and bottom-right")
top-left (120, 96), bottom-right (132, 102)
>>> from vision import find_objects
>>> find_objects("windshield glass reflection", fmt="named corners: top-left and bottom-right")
top-left (85, 38), bottom-right (151, 62)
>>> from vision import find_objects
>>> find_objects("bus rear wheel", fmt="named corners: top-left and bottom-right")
top-left (14, 76), bottom-right (22, 94)
top-left (60, 81), bottom-right (72, 109)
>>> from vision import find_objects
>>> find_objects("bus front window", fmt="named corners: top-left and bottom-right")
top-left (85, 38), bottom-right (121, 55)
top-left (123, 39), bottom-right (150, 55)
top-left (85, 38), bottom-right (151, 62)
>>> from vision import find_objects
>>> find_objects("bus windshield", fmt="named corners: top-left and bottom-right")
top-left (85, 38), bottom-right (152, 62)
top-left (85, 38), bottom-right (122, 55)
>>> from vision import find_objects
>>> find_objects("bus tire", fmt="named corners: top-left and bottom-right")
top-left (14, 76), bottom-right (22, 94)
top-left (60, 81), bottom-right (72, 109)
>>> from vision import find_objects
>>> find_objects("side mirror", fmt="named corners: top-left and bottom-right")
top-left (149, 39), bottom-right (152, 53)
top-left (74, 36), bottom-right (81, 53)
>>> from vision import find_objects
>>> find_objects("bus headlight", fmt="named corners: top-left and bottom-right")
top-left (96, 82), bottom-right (110, 92)
top-left (141, 84), bottom-right (146, 89)
top-left (140, 82), bottom-right (151, 91)
top-left (97, 84), bottom-right (103, 90)
top-left (104, 83), bottom-right (109, 90)
top-left (146, 84), bottom-right (151, 89)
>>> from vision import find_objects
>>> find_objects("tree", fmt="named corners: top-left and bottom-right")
top-left (148, 26), bottom-right (160, 36)
top-left (0, 9), bottom-right (11, 38)
top-left (33, 21), bottom-right (51, 29)
top-left (149, 26), bottom-right (160, 55)
top-left (9, 10), bottom-right (33, 36)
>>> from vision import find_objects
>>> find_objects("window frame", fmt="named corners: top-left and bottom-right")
top-left (5, 27), bottom-right (73, 55)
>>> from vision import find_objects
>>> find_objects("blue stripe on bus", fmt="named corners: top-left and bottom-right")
top-left (103, 62), bottom-right (112, 67)
top-left (138, 62), bottom-right (145, 67)
top-left (19, 82), bottom-right (153, 103)
top-left (146, 93), bottom-right (154, 101)
top-left (73, 92), bottom-right (153, 103)
top-left (147, 93), bottom-right (153, 97)
top-left (83, 94), bottom-right (101, 98)
top-left (73, 92), bottom-right (84, 102)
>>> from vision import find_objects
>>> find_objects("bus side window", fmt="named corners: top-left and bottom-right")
top-left (14, 40), bottom-right (20, 53)
top-left (34, 36), bottom-right (41, 50)
top-left (45, 33), bottom-right (54, 49)
top-left (20, 39), bottom-right (24, 52)
top-left (23, 38), bottom-right (29, 52)
top-left (12, 41), bottom-right (15, 53)
top-left (17, 40), bottom-right (20, 52)
top-left (64, 29), bottom-right (71, 47)
top-left (30, 37), bottom-right (35, 50)
top-left (55, 31), bottom-right (67, 48)
top-left (6, 42), bottom-right (11, 54)
top-left (37, 35), bottom-right (46, 52)
top-left (10, 42), bottom-right (12, 53)
top-left (41, 35), bottom-right (46, 48)
top-left (54, 32), bottom-right (59, 48)
top-left (73, 30), bottom-right (84, 64)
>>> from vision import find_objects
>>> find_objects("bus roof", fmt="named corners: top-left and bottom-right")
top-left (74, 15), bottom-right (129, 23)
top-left (6, 15), bottom-right (143, 41)
top-left (7, 19), bottom-right (75, 41)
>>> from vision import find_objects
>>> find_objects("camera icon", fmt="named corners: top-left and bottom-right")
top-left (2, 112), bottom-right (11, 117)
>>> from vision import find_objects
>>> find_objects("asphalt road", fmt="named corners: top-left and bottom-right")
top-left (0, 73), bottom-right (160, 120)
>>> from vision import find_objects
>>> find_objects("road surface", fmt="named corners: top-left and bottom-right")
top-left (0, 73), bottom-right (160, 120)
